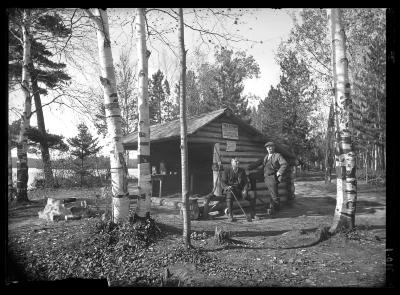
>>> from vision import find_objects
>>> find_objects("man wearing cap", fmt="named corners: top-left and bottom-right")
top-left (248, 141), bottom-right (288, 214)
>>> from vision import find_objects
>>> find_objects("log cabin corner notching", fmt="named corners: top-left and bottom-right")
top-left (121, 108), bottom-right (296, 203)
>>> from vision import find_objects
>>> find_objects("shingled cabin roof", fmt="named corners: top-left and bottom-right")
top-left (122, 108), bottom-right (261, 146)
top-left (121, 107), bottom-right (297, 161)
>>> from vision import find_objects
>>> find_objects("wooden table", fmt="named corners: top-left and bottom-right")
top-left (151, 174), bottom-right (179, 198)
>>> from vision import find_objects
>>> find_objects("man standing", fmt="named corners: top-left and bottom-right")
top-left (248, 142), bottom-right (288, 214)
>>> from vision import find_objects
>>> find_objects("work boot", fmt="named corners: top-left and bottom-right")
top-left (202, 204), bottom-right (210, 220)
top-left (202, 213), bottom-right (213, 220)
top-left (250, 207), bottom-right (260, 220)
top-left (226, 198), bottom-right (234, 218)
top-left (271, 201), bottom-right (280, 215)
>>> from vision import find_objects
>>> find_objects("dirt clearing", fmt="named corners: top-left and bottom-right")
top-left (7, 174), bottom-right (387, 287)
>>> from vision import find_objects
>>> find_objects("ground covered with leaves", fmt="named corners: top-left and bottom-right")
top-left (7, 174), bottom-right (388, 287)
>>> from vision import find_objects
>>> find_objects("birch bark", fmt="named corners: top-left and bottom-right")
top-left (178, 8), bottom-right (191, 248)
top-left (135, 8), bottom-right (152, 219)
top-left (86, 8), bottom-right (129, 223)
top-left (328, 8), bottom-right (357, 232)
top-left (8, 129), bottom-right (14, 200)
top-left (16, 9), bottom-right (32, 203)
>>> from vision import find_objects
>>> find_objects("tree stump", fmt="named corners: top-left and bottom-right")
top-left (214, 226), bottom-right (230, 245)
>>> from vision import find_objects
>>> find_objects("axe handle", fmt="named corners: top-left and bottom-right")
top-left (228, 188), bottom-right (250, 221)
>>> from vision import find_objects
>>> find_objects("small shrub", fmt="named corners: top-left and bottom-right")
top-left (94, 217), bottom-right (162, 251)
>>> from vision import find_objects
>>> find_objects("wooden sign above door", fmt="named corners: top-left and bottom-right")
top-left (222, 123), bottom-right (238, 140)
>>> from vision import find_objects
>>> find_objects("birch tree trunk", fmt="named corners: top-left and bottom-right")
top-left (124, 93), bottom-right (130, 166)
top-left (135, 8), bottom-right (152, 220)
top-left (366, 149), bottom-right (369, 183)
top-left (324, 102), bottom-right (334, 184)
top-left (365, 150), bottom-right (368, 183)
top-left (8, 129), bottom-right (14, 200)
top-left (16, 9), bottom-right (32, 203)
top-left (30, 65), bottom-right (54, 188)
top-left (86, 8), bottom-right (129, 223)
top-left (178, 8), bottom-right (191, 248)
top-left (327, 8), bottom-right (341, 193)
top-left (328, 8), bottom-right (357, 232)
top-left (382, 143), bottom-right (386, 172)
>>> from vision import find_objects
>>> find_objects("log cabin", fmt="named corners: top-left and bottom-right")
top-left (121, 108), bottom-right (297, 215)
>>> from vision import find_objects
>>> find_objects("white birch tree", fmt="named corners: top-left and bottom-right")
top-left (327, 8), bottom-right (357, 232)
top-left (178, 8), bottom-right (191, 248)
top-left (135, 8), bottom-right (152, 220)
top-left (325, 11), bottom-right (338, 185)
top-left (85, 8), bottom-right (129, 223)
top-left (16, 9), bottom-right (33, 203)
top-left (8, 128), bottom-right (15, 201)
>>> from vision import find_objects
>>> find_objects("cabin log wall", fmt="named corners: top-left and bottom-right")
top-left (189, 117), bottom-right (294, 200)
top-left (123, 110), bottom-right (295, 201)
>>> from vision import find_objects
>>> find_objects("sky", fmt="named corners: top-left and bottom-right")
top-left (9, 8), bottom-right (297, 158)
top-left (144, 8), bottom-right (296, 106)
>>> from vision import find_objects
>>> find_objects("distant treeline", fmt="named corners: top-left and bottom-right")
top-left (11, 156), bottom-right (137, 169)
top-left (11, 157), bottom-right (44, 169)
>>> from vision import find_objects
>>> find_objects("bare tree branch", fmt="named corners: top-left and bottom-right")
top-left (31, 94), bottom-right (65, 115)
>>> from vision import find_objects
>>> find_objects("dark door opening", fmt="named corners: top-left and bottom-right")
top-left (188, 143), bottom-right (213, 195)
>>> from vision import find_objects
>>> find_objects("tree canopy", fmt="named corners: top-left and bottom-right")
top-left (67, 123), bottom-right (101, 161)
top-left (8, 8), bottom-right (72, 95)
top-left (251, 50), bottom-right (317, 161)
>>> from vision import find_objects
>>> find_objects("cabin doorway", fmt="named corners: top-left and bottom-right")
top-left (188, 143), bottom-right (213, 195)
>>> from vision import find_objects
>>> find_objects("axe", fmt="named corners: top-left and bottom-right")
top-left (227, 187), bottom-right (252, 222)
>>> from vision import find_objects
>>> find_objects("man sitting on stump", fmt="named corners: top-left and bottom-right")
top-left (222, 157), bottom-right (248, 222)
top-left (203, 157), bottom-right (258, 222)
top-left (248, 141), bottom-right (288, 215)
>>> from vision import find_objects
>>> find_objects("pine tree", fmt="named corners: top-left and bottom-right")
top-left (206, 48), bottom-right (260, 119)
top-left (186, 70), bottom-right (203, 116)
top-left (161, 78), bottom-right (176, 121)
top-left (9, 8), bottom-right (72, 188)
top-left (278, 51), bottom-right (317, 157)
top-left (255, 85), bottom-right (285, 141)
top-left (149, 69), bottom-right (168, 124)
top-left (197, 63), bottom-right (218, 113)
top-left (255, 51), bottom-right (316, 161)
top-left (67, 123), bottom-right (101, 187)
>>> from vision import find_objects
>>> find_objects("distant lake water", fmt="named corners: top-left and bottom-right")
top-left (11, 168), bottom-right (138, 188)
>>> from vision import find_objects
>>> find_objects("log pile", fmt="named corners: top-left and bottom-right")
top-left (38, 197), bottom-right (96, 221)
top-left (150, 196), bottom-right (201, 220)
top-left (178, 199), bottom-right (200, 220)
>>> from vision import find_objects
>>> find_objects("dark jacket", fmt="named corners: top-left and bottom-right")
top-left (221, 166), bottom-right (247, 191)
top-left (248, 152), bottom-right (288, 178)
